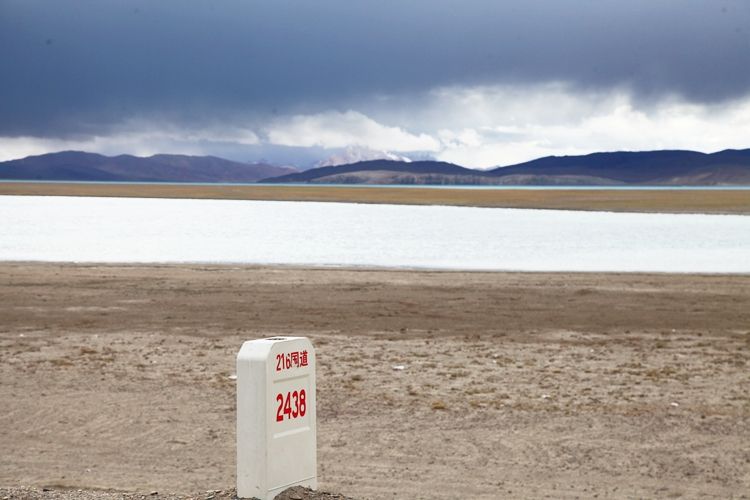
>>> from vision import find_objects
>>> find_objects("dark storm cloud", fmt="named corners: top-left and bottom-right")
top-left (2, 0), bottom-right (749, 138)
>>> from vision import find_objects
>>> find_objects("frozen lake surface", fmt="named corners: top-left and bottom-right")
top-left (1, 195), bottom-right (749, 273)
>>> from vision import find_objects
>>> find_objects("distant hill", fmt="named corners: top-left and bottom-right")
top-left (260, 159), bottom-right (497, 185)
top-left (0, 151), bottom-right (297, 183)
top-left (3, 149), bottom-right (749, 185)
top-left (488, 149), bottom-right (750, 185)
top-left (261, 149), bottom-right (750, 185)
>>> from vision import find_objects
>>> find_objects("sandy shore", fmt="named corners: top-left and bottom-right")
top-left (2, 182), bottom-right (750, 214)
top-left (1, 263), bottom-right (748, 499)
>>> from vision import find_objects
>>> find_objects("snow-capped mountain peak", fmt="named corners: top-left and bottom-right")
top-left (316, 146), bottom-right (412, 167)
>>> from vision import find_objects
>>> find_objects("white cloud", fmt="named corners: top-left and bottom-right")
top-left (0, 137), bottom-right (57, 162)
top-left (4, 83), bottom-right (750, 169)
top-left (437, 139), bottom-right (586, 169)
top-left (409, 84), bottom-right (750, 167)
top-left (0, 124), bottom-right (260, 162)
top-left (437, 128), bottom-right (483, 149)
top-left (266, 110), bottom-right (440, 152)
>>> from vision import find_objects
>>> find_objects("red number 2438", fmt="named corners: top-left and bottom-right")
top-left (275, 389), bottom-right (307, 422)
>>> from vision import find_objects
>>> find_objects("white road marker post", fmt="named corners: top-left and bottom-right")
top-left (236, 337), bottom-right (317, 500)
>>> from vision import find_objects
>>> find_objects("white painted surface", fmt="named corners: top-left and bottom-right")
top-left (1, 195), bottom-right (749, 272)
top-left (236, 337), bottom-right (317, 500)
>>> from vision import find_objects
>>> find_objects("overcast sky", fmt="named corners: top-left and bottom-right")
top-left (2, 0), bottom-right (749, 167)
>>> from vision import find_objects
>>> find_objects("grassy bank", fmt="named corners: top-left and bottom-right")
top-left (1, 182), bottom-right (749, 214)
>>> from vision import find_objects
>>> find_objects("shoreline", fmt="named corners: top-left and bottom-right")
top-left (2, 181), bottom-right (749, 214)
top-left (2, 260), bottom-right (750, 277)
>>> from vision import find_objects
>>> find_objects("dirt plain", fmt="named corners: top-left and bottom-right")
top-left (2, 182), bottom-right (750, 214)
top-left (0, 263), bottom-right (748, 499)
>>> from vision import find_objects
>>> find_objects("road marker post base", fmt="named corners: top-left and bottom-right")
top-left (237, 337), bottom-right (317, 500)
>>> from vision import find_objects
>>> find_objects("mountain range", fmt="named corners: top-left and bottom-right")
top-left (2, 149), bottom-right (750, 185)
top-left (0, 151), bottom-right (297, 183)
top-left (262, 149), bottom-right (750, 185)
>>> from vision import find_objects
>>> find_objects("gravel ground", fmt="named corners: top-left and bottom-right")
top-left (0, 486), bottom-right (354, 500)
top-left (2, 264), bottom-right (749, 499)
